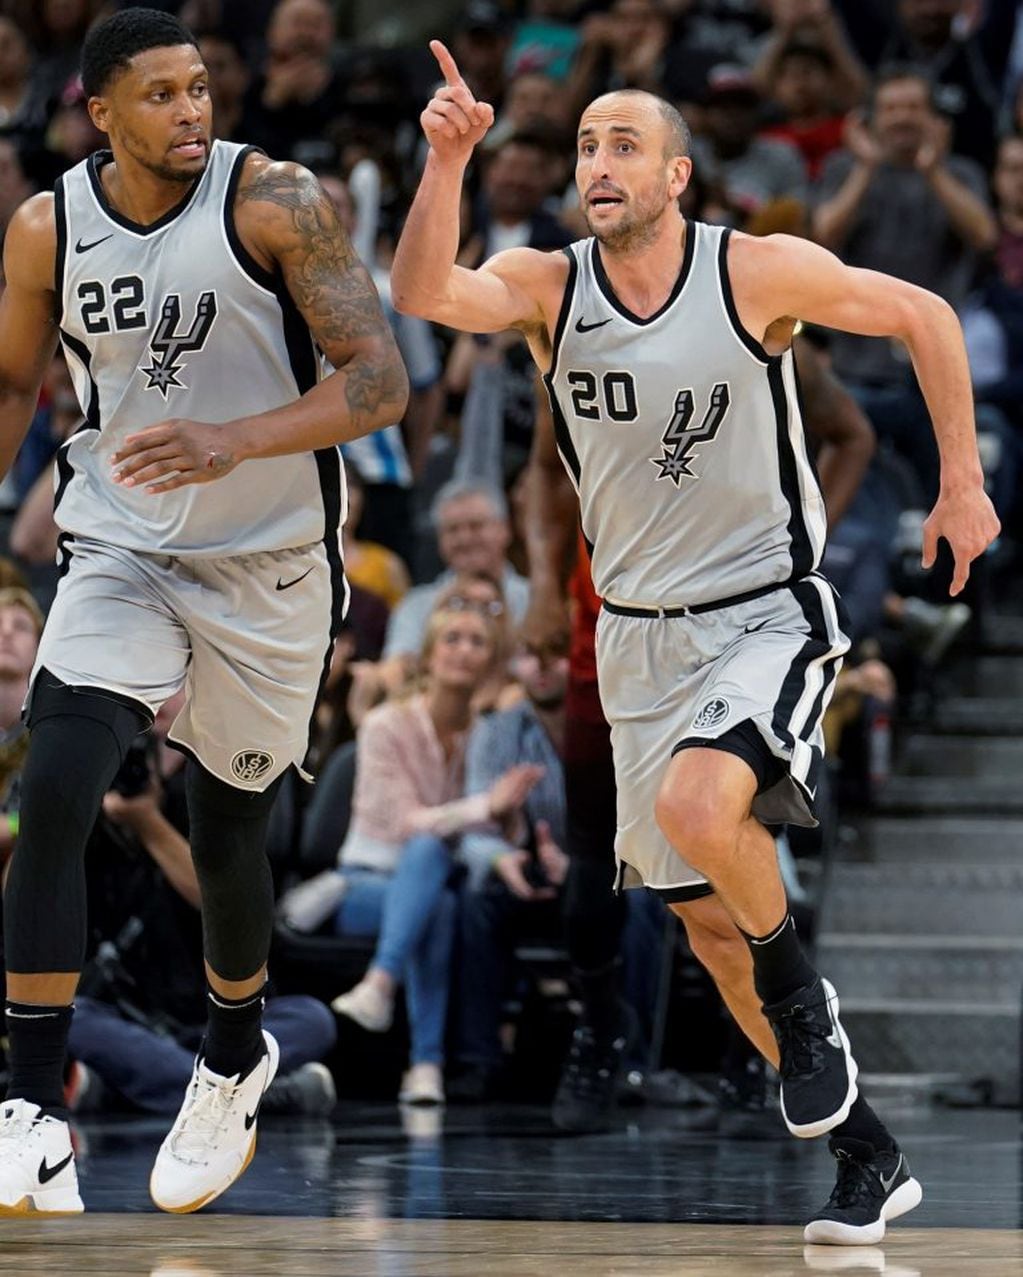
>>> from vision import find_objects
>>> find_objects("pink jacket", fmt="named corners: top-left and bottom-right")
top-left (338, 695), bottom-right (491, 872)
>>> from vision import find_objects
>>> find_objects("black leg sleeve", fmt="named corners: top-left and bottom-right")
top-left (185, 761), bottom-right (282, 983)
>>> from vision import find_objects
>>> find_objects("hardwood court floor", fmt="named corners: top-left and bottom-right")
top-left (0, 1217), bottom-right (1021, 1276)
top-left (0, 1102), bottom-right (1017, 1275)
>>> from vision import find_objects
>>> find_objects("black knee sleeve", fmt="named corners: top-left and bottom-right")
top-left (563, 854), bottom-right (627, 972)
top-left (186, 761), bottom-right (282, 983)
top-left (5, 671), bottom-right (151, 973)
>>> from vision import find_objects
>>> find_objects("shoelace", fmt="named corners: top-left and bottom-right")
top-left (828, 1149), bottom-right (885, 1209)
top-left (169, 1075), bottom-right (238, 1165)
top-left (772, 1001), bottom-right (829, 1075)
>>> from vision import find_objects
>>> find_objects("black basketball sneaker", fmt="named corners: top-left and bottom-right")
top-left (552, 1014), bottom-right (632, 1134)
top-left (804, 1136), bottom-right (923, 1245)
top-left (763, 976), bottom-right (858, 1138)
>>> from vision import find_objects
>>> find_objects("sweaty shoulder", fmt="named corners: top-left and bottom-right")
top-left (4, 192), bottom-right (57, 293)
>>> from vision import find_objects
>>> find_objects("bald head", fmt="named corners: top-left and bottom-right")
top-left (584, 89), bottom-right (691, 161)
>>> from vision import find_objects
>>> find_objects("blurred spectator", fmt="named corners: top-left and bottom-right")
top-left (454, 636), bottom-right (569, 1096)
top-left (812, 66), bottom-right (997, 497)
top-left (488, 70), bottom-right (569, 150)
top-left (451, 0), bottom-right (511, 113)
top-left (567, 0), bottom-right (672, 117)
top-left (507, 0), bottom-right (583, 82)
top-left (318, 170), bottom-right (443, 569)
top-left (0, 134), bottom-right (33, 244)
top-left (0, 587), bottom-right (42, 873)
top-left (864, 0), bottom-right (1014, 170)
top-left (0, 16), bottom-right (50, 153)
top-left (692, 65), bottom-right (808, 220)
top-left (331, 601), bottom-right (541, 1105)
top-left (382, 479), bottom-right (529, 663)
top-left (20, 0), bottom-right (99, 109)
top-left (994, 132), bottom-right (1023, 290)
top-left (243, 0), bottom-right (344, 162)
top-left (65, 693), bottom-right (338, 1117)
top-left (43, 74), bottom-right (104, 174)
top-left (342, 463), bottom-right (410, 611)
top-left (196, 29), bottom-right (250, 143)
top-left (757, 24), bottom-right (865, 180)
top-left (472, 130), bottom-right (570, 256)
top-left (754, 0), bottom-right (868, 115)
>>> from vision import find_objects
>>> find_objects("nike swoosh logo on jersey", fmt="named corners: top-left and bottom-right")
top-left (743, 620), bottom-right (769, 634)
top-left (38, 1152), bottom-right (73, 1184)
top-left (275, 566), bottom-right (314, 591)
top-left (75, 234), bottom-right (114, 254)
top-left (575, 316), bottom-right (612, 333)
top-left (879, 1155), bottom-right (904, 1194)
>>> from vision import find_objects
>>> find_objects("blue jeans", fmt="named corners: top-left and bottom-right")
top-left (335, 833), bottom-right (457, 1066)
top-left (69, 994), bottom-right (337, 1114)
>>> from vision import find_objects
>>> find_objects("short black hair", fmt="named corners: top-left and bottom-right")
top-left (777, 40), bottom-right (834, 73)
top-left (872, 62), bottom-right (935, 109)
top-left (81, 8), bottom-right (198, 98)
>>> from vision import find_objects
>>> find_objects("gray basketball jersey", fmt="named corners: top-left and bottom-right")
top-left (53, 140), bottom-right (345, 556)
top-left (544, 221), bottom-right (826, 606)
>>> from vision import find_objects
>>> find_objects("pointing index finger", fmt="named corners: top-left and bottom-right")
top-left (430, 39), bottom-right (465, 89)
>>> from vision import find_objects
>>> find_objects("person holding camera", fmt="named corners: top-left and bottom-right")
top-left (64, 692), bottom-right (337, 1119)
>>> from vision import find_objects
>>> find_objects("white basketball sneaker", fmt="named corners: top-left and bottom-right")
top-left (0, 1098), bottom-right (84, 1216)
top-left (150, 1030), bottom-right (279, 1214)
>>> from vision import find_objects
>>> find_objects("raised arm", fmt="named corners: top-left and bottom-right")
top-left (732, 233), bottom-right (999, 592)
top-left (0, 195), bottom-right (61, 481)
top-left (111, 157), bottom-right (408, 493)
top-left (390, 41), bottom-right (562, 348)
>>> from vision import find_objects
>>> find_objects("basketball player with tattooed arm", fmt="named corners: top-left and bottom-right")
top-left (392, 40), bottom-right (997, 1246)
top-left (0, 9), bottom-right (406, 1215)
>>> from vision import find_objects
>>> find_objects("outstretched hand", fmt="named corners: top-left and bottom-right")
top-left (922, 484), bottom-right (1000, 596)
top-left (421, 39), bottom-right (495, 162)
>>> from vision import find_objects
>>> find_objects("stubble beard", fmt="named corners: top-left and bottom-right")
top-left (585, 187), bottom-right (669, 253)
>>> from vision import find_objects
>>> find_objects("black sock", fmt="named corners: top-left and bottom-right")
top-left (575, 960), bottom-right (624, 1043)
top-left (4, 1002), bottom-right (73, 1117)
top-left (832, 1094), bottom-right (897, 1156)
top-left (742, 913), bottom-right (817, 1006)
top-left (203, 984), bottom-right (266, 1078)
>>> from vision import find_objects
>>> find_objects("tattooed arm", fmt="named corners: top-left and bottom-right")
top-left (111, 156), bottom-right (408, 493)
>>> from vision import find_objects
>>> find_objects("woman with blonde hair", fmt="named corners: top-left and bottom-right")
top-left (331, 595), bottom-right (541, 1104)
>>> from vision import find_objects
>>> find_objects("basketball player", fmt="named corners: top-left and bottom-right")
top-left (0, 10), bottom-right (406, 1215)
top-left (525, 333), bottom-right (877, 1138)
top-left (391, 41), bottom-right (998, 1245)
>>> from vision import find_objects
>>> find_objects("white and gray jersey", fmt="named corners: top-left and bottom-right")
top-left (544, 221), bottom-right (826, 607)
top-left (53, 139), bottom-right (345, 557)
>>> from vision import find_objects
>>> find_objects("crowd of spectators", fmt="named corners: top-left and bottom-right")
top-left (0, 0), bottom-right (1021, 1112)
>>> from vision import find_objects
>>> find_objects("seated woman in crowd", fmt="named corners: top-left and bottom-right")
top-left (330, 594), bottom-right (541, 1105)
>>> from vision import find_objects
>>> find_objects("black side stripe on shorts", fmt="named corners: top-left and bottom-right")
top-left (771, 577), bottom-right (845, 754)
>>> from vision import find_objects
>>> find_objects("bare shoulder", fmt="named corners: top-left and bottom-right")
top-left (234, 151), bottom-right (321, 213)
top-left (4, 192), bottom-right (57, 290)
top-left (482, 245), bottom-right (570, 300)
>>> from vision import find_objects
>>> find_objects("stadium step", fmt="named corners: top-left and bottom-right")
top-left (946, 653), bottom-right (1023, 696)
top-left (818, 934), bottom-right (1023, 1003)
top-left (930, 696), bottom-right (1023, 735)
top-left (840, 1002), bottom-right (1019, 1105)
top-left (856, 815), bottom-right (1023, 863)
top-left (819, 860), bottom-right (1023, 936)
top-left (899, 732), bottom-right (1023, 776)
top-left (874, 774), bottom-right (1023, 814)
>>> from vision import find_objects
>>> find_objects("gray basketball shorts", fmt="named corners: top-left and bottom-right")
top-left (595, 574), bottom-right (850, 894)
top-left (30, 536), bottom-right (343, 791)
